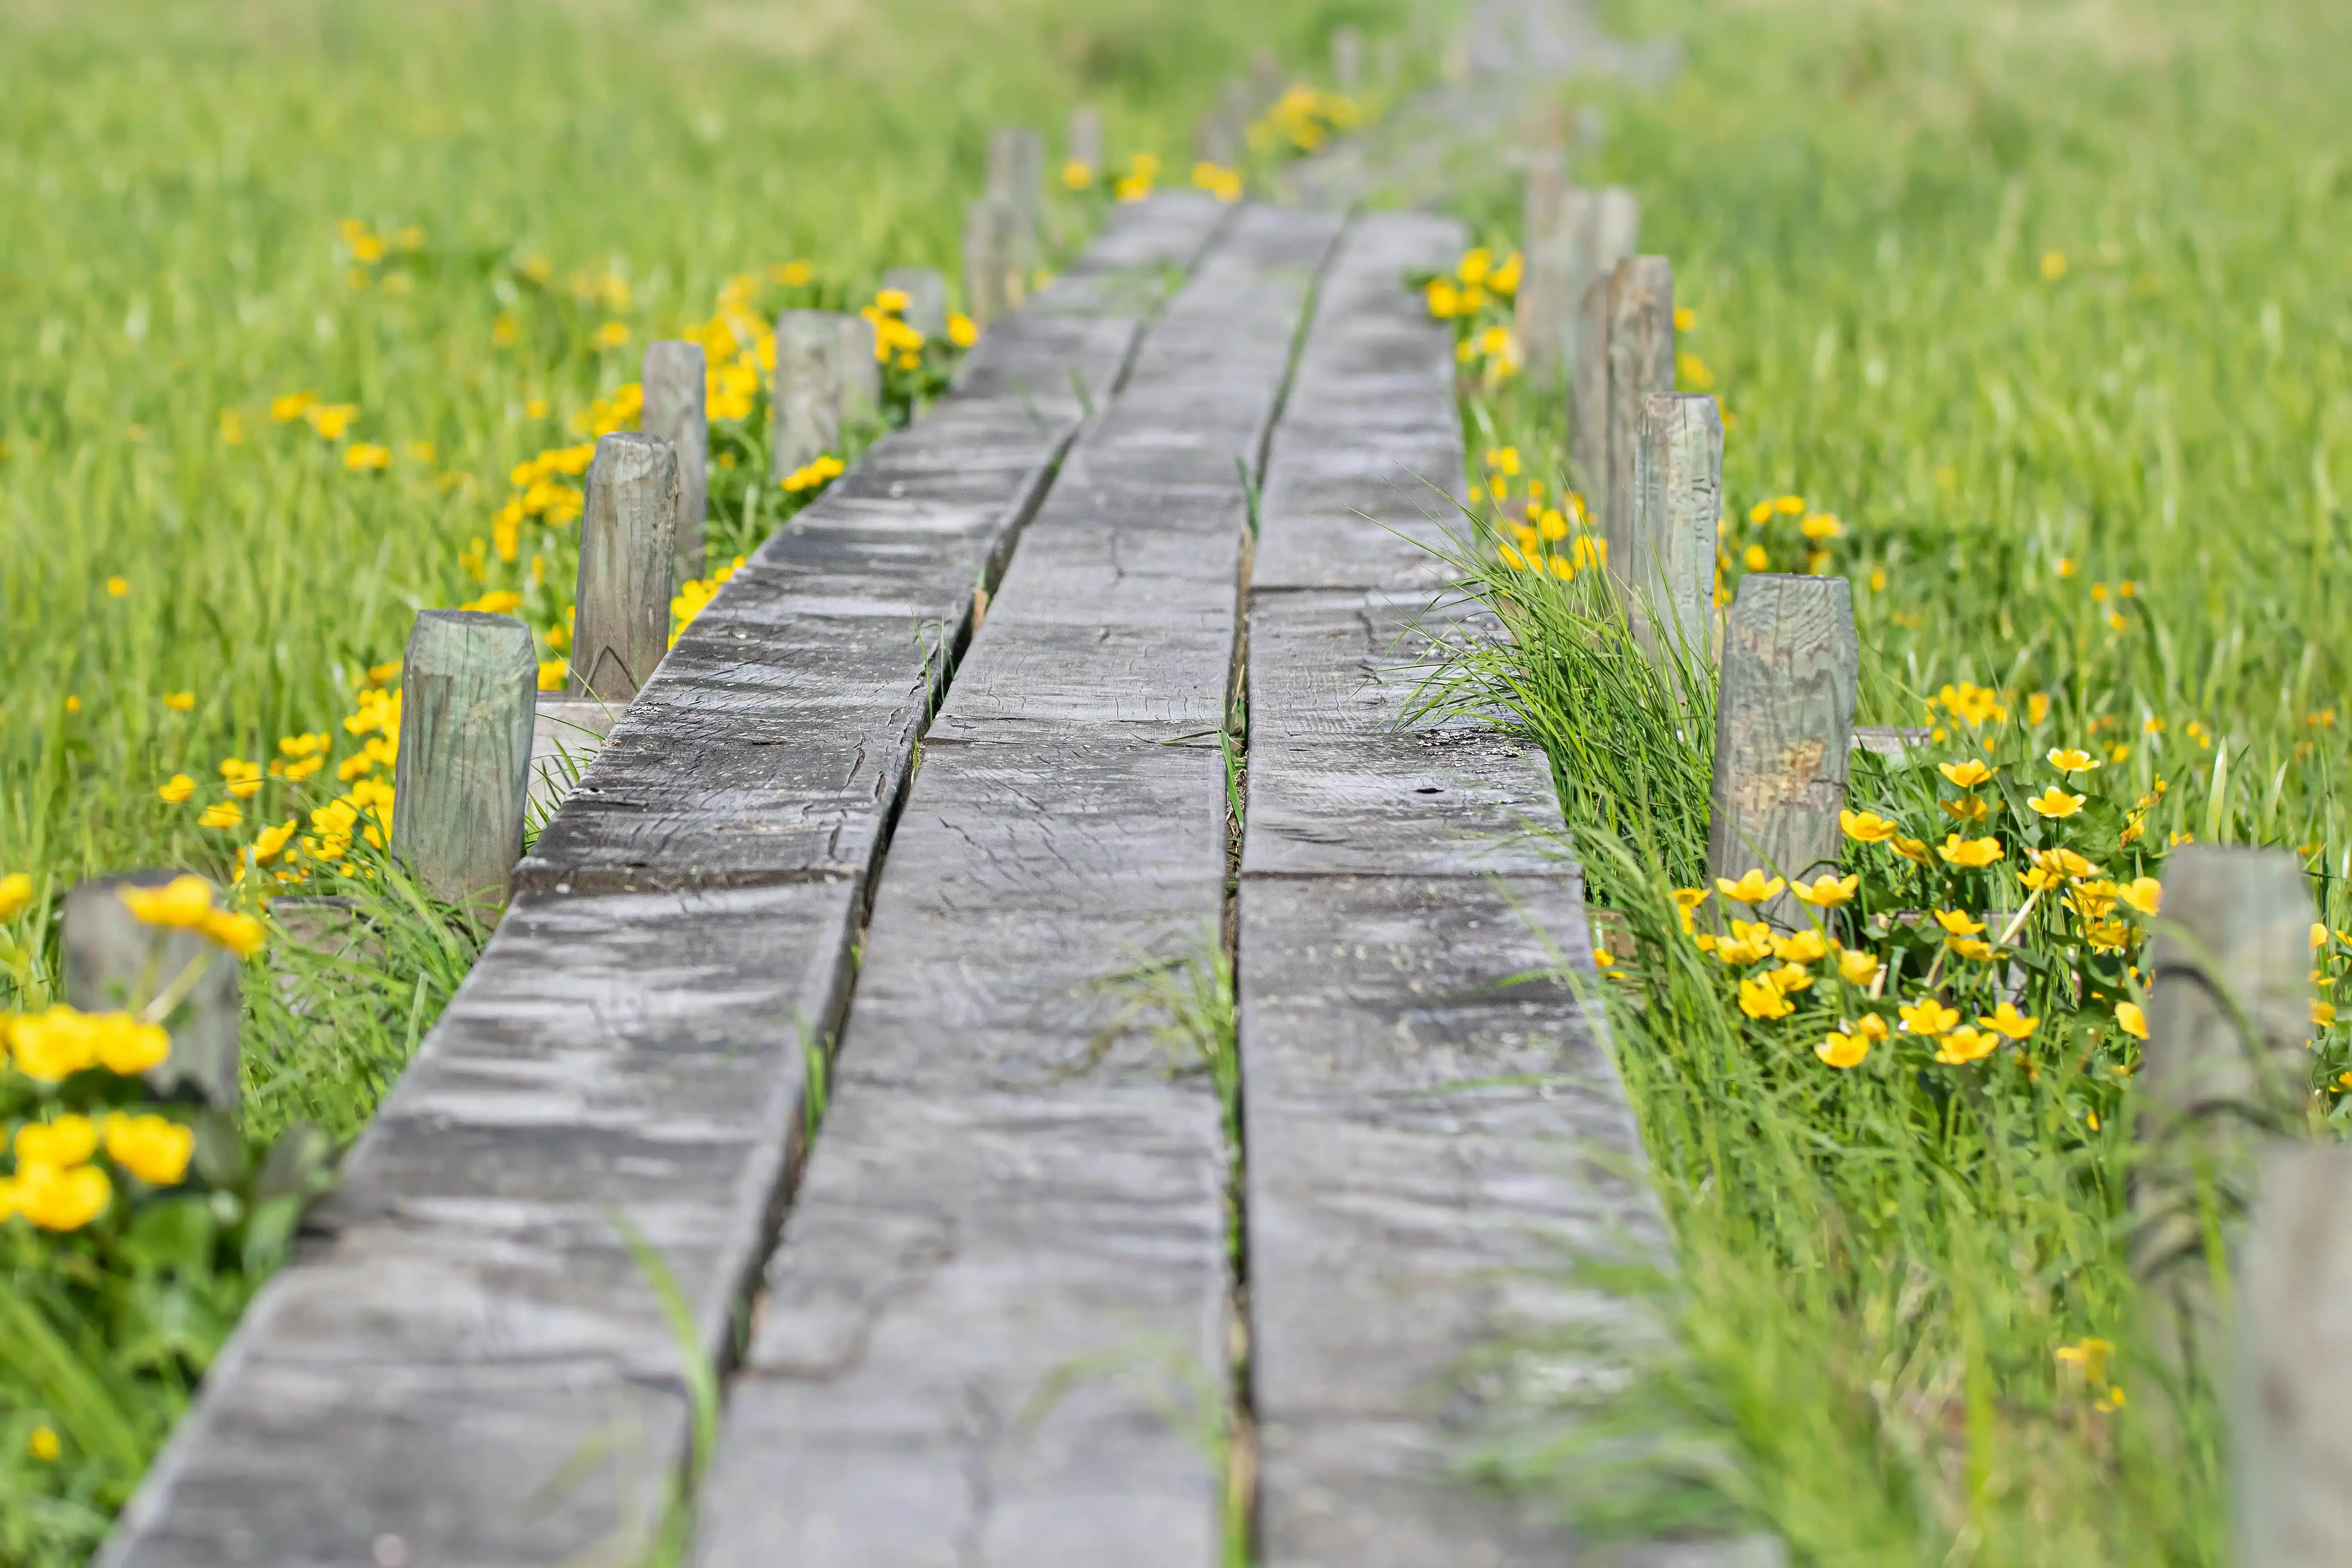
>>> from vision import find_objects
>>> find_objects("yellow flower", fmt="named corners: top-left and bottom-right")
top-left (198, 910), bottom-right (265, 959)
top-left (270, 391), bottom-right (317, 421)
top-left (1937, 833), bottom-right (2004, 868)
top-left (2315, 922), bottom-right (2331, 950)
top-left (1715, 921), bottom-right (1778, 967)
top-left (1948, 937), bottom-right (1998, 962)
top-left (1670, 886), bottom-right (1707, 934)
top-left (104, 1113), bottom-right (194, 1185)
top-left (2114, 1001), bottom-right (2148, 1040)
top-left (1776, 495), bottom-right (1805, 515)
top-left (197, 801), bottom-right (243, 830)
top-left (27, 1427), bottom-right (58, 1462)
top-left (947, 312), bottom-right (978, 349)
top-left (2046, 747), bottom-right (2099, 773)
top-left (1892, 836), bottom-right (1932, 865)
top-left (106, 576), bottom-right (131, 598)
top-left (1817, 1029), bottom-right (1870, 1069)
top-left (2315, 1000), bottom-right (2338, 1029)
top-left (162, 692), bottom-right (196, 713)
top-left (1835, 947), bottom-right (1881, 987)
top-left (2027, 787), bottom-right (2086, 818)
top-left (593, 322), bottom-right (631, 349)
top-left (1743, 543), bottom-right (1768, 571)
top-left (2117, 877), bottom-right (2161, 916)
top-left (1979, 1001), bottom-right (2039, 1040)
top-left (17, 1115), bottom-right (99, 1169)
top-left (252, 819), bottom-right (298, 862)
top-left (1791, 873), bottom-right (1857, 909)
top-left (1485, 446), bottom-right (1521, 477)
top-left (1940, 794), bottom-right (1990, 823)
top-left (1738, 976), bottom-right (1795, 1020)
top-left (1774, 928), bottom-right (1829, 964)
top-left (462, 589), bottom-right (523, 614)
top-left (1799, 513), bottom-right (1842, 540)
top-left (1457, 248), bottom-right (1492, 286)
top-left (1935, 1025), bottom-right (1999, 1066)
top-left (15, 1161), bottom-right (110, 1231)
top-left (304, 403), bottom-right (358, 440)
top-left (1939, 759), bottom-right (1994, 787)
top-left (0, 873), bottom-right (32, 920)
top-left (2041, 250), bottom-right (2068, 281)
top-left (120, 875), bottom-right (214, 926)
top-left (1900, 997), bottom-right (1960, 1036)
top-left (343, 442), bottom-right (392, 472)
top-left (1768, 962), bottom-right (1814, 995)
top-left (1715, 870), bottom-right (1787, 906)
top-left (1932, 909), bottom-right (1986, 937)
top-left (1841, 810), bottom-right (1897, 844)
top-left (1060, 158), bottom-right (1095, 190)
top-left (539, 659), bottom-right (568, 691)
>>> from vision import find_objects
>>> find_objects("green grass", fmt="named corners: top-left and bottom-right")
top-left (0, 0), bottom-right (1420, 1557)
top-left (1430, 0), bottom-right (2352, 1559)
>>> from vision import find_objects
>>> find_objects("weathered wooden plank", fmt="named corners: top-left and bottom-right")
top-left (694, 203), bottom-right (1345, 1568)
top-left (1705, 573), bottom-right (1858, 928)
top-left (101, 194), bottom-right (1239, 1568)
top-left (390, 609), bottom-right (539, 913)
top-left (1240, 873), bottom-right (1672, 1566)
top-left (98, 882), bottom-right (859, 1568)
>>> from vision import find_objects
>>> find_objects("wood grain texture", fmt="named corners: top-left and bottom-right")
top-left (641, 340), bottom-right (709, 587)
top-left (1705, 573), bottom-right (1857, 928)
top-left (2234, 1142), bottom-right (2352, 1568)
top-left (389, 610), bottom-right (538, 914)
top-left (571, 433), bottom-right (680, 703)
top-left (1240, 211), bottom-right (1747, 1568)
top-left (693, 203), bottom-right (1345, 1568)
top-left (964, 193), bottom-right (1031, 326)
top-left (1571, 272), bottom-right (1611, 504)
top-left (838, 312), bottom-right (882, 431)
top-left (96, 882), bottom-right (859, 1568)
top-left (774, 309), bottom-right (845, 472)
top-left (101, 194), bottom-right (1238, 1567)
top-left (1630, 391), bottom-right (1723, 664)
top-left (62, 872), bottom-right (241, 1107)
top-left (2133, 846), bottom-right (2315, 1379)
top-left (1602, 255), bottom-right (1675, 582)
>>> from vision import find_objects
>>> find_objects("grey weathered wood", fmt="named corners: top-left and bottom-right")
top-left (987, 124), bottom-right (1047, 236)
top-left (1629, 391), bottom-right (1722, 663)
top-left (2134, 846), bottom-right (2316, 1382)
top-left (1250, 47), bottom-right (1285, 114)
top-left (1241, 212), bottom-right (1760, 1566)
top-left (1705, 573), bottom-right (1857, 928)
top-left (836, 311), bottom-right (881, 430)
top-left (963, 193), bottom-right (1029, 327)
top-left (640, 340), bottom-right (707, 590)
top-left (62, 872), bottom-right (239, 1107)
top-left (1850, 725), bottom-right (1928, 757)
top-left (1197, 78), bottom-right (1248, 167)
top-left (879, 264), bottom-right (947, 344)
top-left (570, 432), bottom-right (679, 704)
top-left (100, 195), bottom-right (1239, 1568)
top-left (387, 610), bottom-right (537, 914)
top-left (2234, 1142), bottom-right (2352, 1568)
top-left (1331, 24), bottom-right (1363, 93)
top-left (772, 308), bottom-right (844, 472)
top-left (1513, 150), bottom-right (1571, 386)
top-left (1068, 104), bottom-right (1103, 177)
top-left (1593, 184), bottom-right (1640, 273)
top-left (693, 203), bottom-right (1344, 1568)
top-left (1603, 255), bottom-right (1675, 580)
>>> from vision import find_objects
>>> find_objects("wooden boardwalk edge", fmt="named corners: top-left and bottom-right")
top-left (95, 193), bottom-right (1235, 1568)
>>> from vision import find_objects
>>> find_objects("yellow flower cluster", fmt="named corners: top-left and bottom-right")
top-left (118, 874), bottom-right (265, 956)
top-left (2, 1007), bottom-right (171, 1082)
top-left (781, 453), bottom-right (845, 494)
top-left (861, 288), bottom-right (928, 370)
top-left (491, 441), bottom-right (596, 561)
top-left (670, 556), bottom-right (748, 648)
top-left (1191, 162), bottom-right (1245, 203)
top-left (1730, 492), bottom-right (1842, 576)
top-left (0, 1109), bottom-right (196, 1232)
top-left (1425, 245), bottom-right (1523, 320)
top-left (1248, 84), bottom-right (1362, 155)
top-left (1114, 152), bottom-right (1162, 203)
top-left (1496, 483), bottom-right (1604, 581)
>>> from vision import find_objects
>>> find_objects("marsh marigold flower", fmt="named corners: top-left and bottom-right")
top-left (2117, 877), bottom-right (2161, 916)
top-left (1841, 809), bottom-right (1897, 844)
top-left (162, 692), bottom-right (196, 712)
top-left (2027, 786), bottom-right (2086, 818)
top-left (1937, 833), bottom-right (2004, 868)
top-left (105, 1114), bottom-right (194, 1185)
top-left (1835, 947), bottom-right (1881, 987)
top-left (1817, 1028), bottom-right (1870, 1069)
top-left (1979, 1001), bottom-right (2038, 1041)
top-left (120, 874), bottom-right (213, 927)
top-left (12, 1160), bottom-right (111, 1231)
top-left (1935, 1025), bottom-right (1999, 1066)
top-left (0, 873), bottom-right (32, 920)
top-left (1715, 869), bottom-right (1786, 906)
top-left (1939, 759), bottom-right (1994, 788)
top-left (2114, 1001), bottom-right (2149, 1040)
top-left (1900, 997), bottom-right (1960, 1037)
top-left (2047, 747), bottom-right (2099, 773)
top-left (1738, 976), bottom-right (1795, 1020)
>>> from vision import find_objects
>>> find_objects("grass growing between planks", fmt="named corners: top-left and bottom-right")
top-left (1424, 0), bottom-right (2352, 1559)
top-left (0, 0), bottom-right (1422, 1557)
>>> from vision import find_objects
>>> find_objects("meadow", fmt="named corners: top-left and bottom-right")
top-left (0, 0), bottom-right (1406, 1557)
top-left (1434, 0), bottom-right (2352, 1560)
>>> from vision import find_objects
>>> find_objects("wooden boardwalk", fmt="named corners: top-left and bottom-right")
top-left (101, 200), bottom-right (1714, 1566)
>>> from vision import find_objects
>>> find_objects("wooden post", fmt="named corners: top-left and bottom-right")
top-left (640, 340), bottom-right (707, 591)
top-left (1630, 392), bottom-right (1723, 663)
top-left (571, 432), bottom-right (680, 703)
top-left (987, 126), bottom-right (1047, 251)
top-left (1249, 48), bottom-right (1285, 115)
top-left (2234, 1142), bottom-right (2352, 1568)
top-left (1568, 189), bottom-right (1640, 507)
top-left (1067, 106), bottom-right (1102, 179)
top-left (1705, 574), bottom-right (1857, 928)
top-left (1331, 26), bottom-right (1363, 94)
top-left (2134, 846), bottom-right (2316, 1388)
top-left (774, 309), bottom-right (843, 470)
top-left (962, 196), bottom-right (1028, 328)
top-left (1197, 82), bottom-right (1246, 168)
top-left (1593, 186), bottom-right (1641, 269)
top-left (1515, 152), bottom-right (1570, 387)
top-left (882, 266), bottom-right (949, 345)
top-left (837, 313), bottom-right (881, 430)
top-left (62, 873), bottom-right (240, 1107)
top-left (1603, 256), bottom-right (1675, 588)
top-left (389, 610), bottom-right (538, 915)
